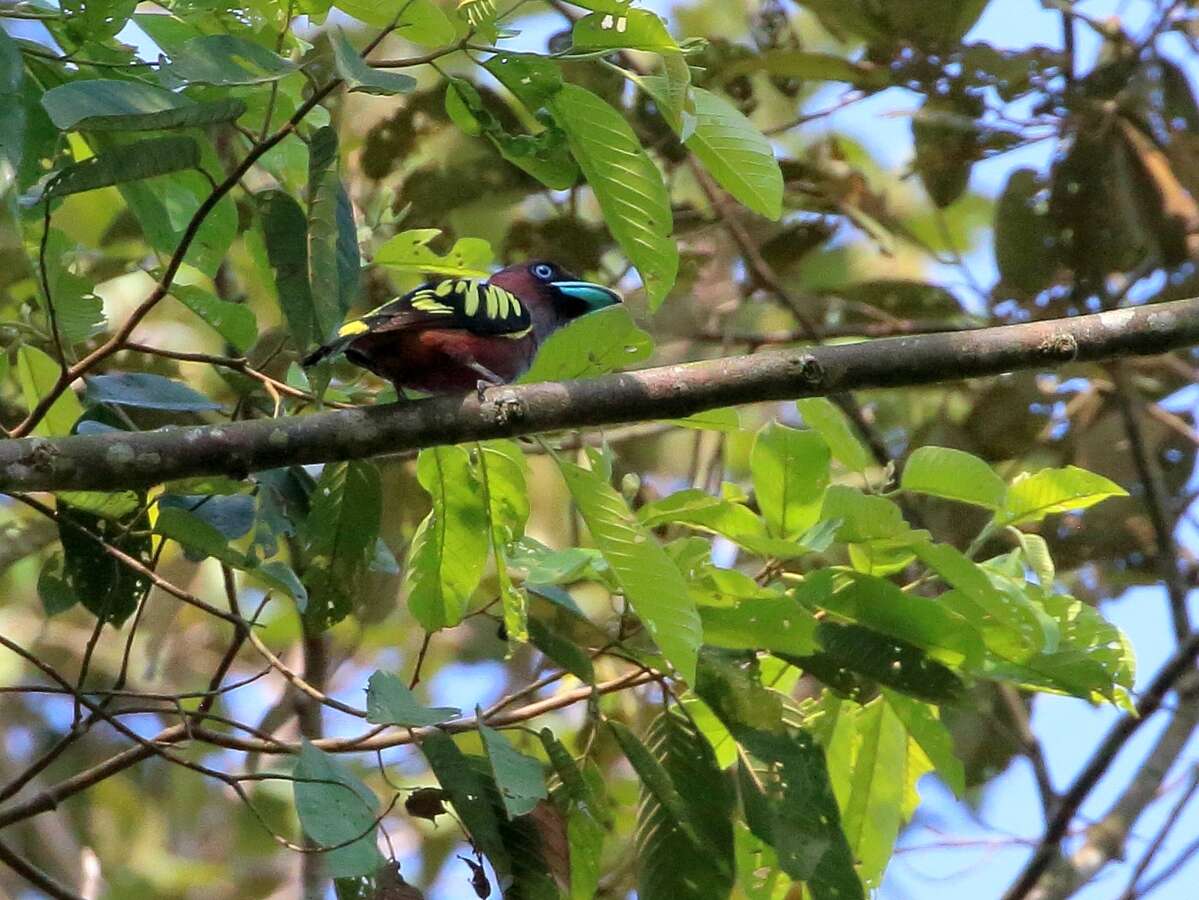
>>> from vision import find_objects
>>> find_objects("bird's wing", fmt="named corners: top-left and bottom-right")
top-left (336, 278), bottom-right (533, 341)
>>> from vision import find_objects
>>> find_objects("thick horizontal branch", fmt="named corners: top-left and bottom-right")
top-left (2, 299), bottom-right (1199, 493)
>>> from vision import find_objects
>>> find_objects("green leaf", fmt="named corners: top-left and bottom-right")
top-left (406, 447), bottom-right (490, 630)
top-left (336, 0), bottom-right (456, 45)
top-left (258, 189), bottom-right (316, 350)
top-left (419, 731), bottom-right (510, 871)
top-left (571, 9), bottom-right (678, 53)
top-left (796, 398), bottom-right (870, 473)
top-left (155, 505), bottom-right (247, 567)
top-left (160, 35), bottom-right (297, 86)
top-left (558, 458), bottom-right (701, 682)
top-left (629, 710), bottom-right (734, 900)
top-left (373, 228), bottom-right (492, 278)
top-left (797, 569), bottom-right (984, 668)
top-left (37, 230), bottom-right (105, 343)
top-left (41, 79), bottom-right (245, 131)
top-left (330, 27), bottom-right (417, 96)
top-left (694, 650), bottom-right (785, 735)
top-left (483, 52), bottom-right (565, 110)
top-left (901, 446), bottom-right (1007, 509)
top-left (667, 408), bottom-right (741, 431)
top-left (638, 488), bottom-right (807, 558)
top-left (46, 135), bottom-right (200, 198)
top-left (171, 284), bottom-right (258, 353)
top-left (302, 461), bottom-right (381, 630)
top-left (800, 622), bottom-right (965, 704)
top-left (479, 721), bottom-right (548, 818)
top-left (701, 597), bottom-right (819, 655)
top-left (527, 616), bottom-right (595, 682)
top-left (736, 726), bottom-right (863, 898)
top-left (476, 440), bottom-right (530, 642)
top-left (306, 127), bottom-right (359, 343)
top-left (85, 372), bottom-right (220, 412)
top-left (913, 541), bottom-right (1055, 659)
top-left (642, 78), bottom-right (782, 219)
top-left (0, 29), bottom-right (25, 183)
top-left (883, 691), bottom-right (965, 797)
top-left (751, 421), bottom-right (830, 539)
top-left (365, 671), bottom-right (460, 726)
top-left (38, 553), bottom-right (77, 616)
top-left (995, 466), bottom-right (1128, 527)
top-left (820, 485), bottom-right (913, 543)
top-left (57, 497), bottom-right (150, 627)
top-left (547, 83), bottom-right (677, 309)
top-left (835, 698), bottom-right (911, 889)
top-left (719, 49), bottom-right (889, 89)
top-left (17, 345), bottom-right (83, 437)
top-left (57, 490), bottom-right (139, 519)
top-left (1014, 529), bottom-right (1055, 588)
top-left (519, 305), bottom-right (652, 383)
top-left (294, 741), bottom-right (384, 878)
top-left (63, 0), bottom-right (136, 43)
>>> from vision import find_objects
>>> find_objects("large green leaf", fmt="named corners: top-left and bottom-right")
top-left (701, 597), bottom-right (819, 655)
top-left (479, 721), bottom-right (548, 818)
top-left (736, 726), bottom-right (863, 898)
top-left (293, 741), bottom-right (384, 878)
top-left (901, 446), bottom-right (1006, 509)
top-left (336, 0), bottom-right (456, 45)
top-left (751, 422), bottom-right (830, 540)
top-left (41, 79), bottom-right (244, 131)
top-left (160, 35), bottom-right (297, 86)
top-left (797, 569), bottom-right (984, 668)
top-left (558, 458), bottom-right (701, 682)
top-left (17, 345), bottom-right (83, 437)
top-left (628, 711), bottom-right (734, 900)
top-left (419, 731), bottom-right (510, 871)
top-left (0, 29), bottom-right (25, 184)
top-left (306, 127), bottom-right (359, 343)
top-left (373, 228), bottom-right (492, 278)
top-left (883, 691), bottom-right (965, 796)
top-left (405, 447), bottom-right (490, 630)
top-left (84, 372), bottom-right (220, 411)
top-left (642, 78), bottom-right (782, 219)
top-left (46, 136), bottom-right (200, 198)
top-left (519, 305), bottom-right (652, 383)
top-left (258, 189), bottom-right (316, 350)
top-left (796, 398), bottom-right (870, 473)
top-left (301, 461), bottom-right (381, 630)
top-left (476, 440), bottom-right (530, 642)
top-left (330, 27), bottom-right (417, 96)
top-left (171, 284), bottom-right (258, 353)
top-left (547, 83), bottom-right (677, 309)
top-left (994, 466), bottom-right (1127, 527)
top-left (638, 487), bottom-right (810, 558)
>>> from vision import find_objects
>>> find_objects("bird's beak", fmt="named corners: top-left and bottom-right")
top-left (551, 281), bottom-right (622, 312)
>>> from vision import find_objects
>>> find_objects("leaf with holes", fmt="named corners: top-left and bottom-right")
top-left (374, 228), bottom-right (493, 278)
top-left (365, 671), bottom-right (460, 727)
top-left (480, 720), bottom-right (548, 818)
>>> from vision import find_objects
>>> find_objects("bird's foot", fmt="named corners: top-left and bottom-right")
top-left (476, 379), bottom-right (493, 403)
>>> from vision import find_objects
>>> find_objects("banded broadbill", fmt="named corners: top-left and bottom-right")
top-left (302, 261), bottom-right (622, 395)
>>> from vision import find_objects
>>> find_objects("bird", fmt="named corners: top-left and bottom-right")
top-left (302, 260), bottom-right (622, 397)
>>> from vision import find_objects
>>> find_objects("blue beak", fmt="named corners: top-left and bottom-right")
top-left (551, 280), bottom-right (622, 312)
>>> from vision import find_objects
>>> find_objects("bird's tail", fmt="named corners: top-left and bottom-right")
top-left (301, 334), bottom-right (353, 368)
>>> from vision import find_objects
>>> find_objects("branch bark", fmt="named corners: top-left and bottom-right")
top-left (1, 298), bottom-right (1198, 493)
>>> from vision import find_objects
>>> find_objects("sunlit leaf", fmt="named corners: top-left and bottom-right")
top-left (17, 345), bottom-right (83, 437)
top-left (373, 228), bottom-right (492, 278)
top-left (365, 671), bottom-right (460, 726)
top-left (520, 305), bottom-right (652, 383)
top-left (796, 398), bottom-right (870, 473)
top-left (995, 466), bottom-right (1128, 527)
top-left (171, 284), bottom-right (258, 353)
top-left (901, 446), bottom-right (1006, 509)
top-left (751, 421), bottom-right (829, 539)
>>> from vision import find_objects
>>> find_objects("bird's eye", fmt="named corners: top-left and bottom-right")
top-left (531, 263), bottom-right (555, 281)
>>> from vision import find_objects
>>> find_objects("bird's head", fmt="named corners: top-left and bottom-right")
top-left (489, 261), bottom-right (621, 333)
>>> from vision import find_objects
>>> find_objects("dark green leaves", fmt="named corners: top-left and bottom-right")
top-left (258, 189), bottom-right (316, 350)
top-left (301, 461), bottom-right (381, 630)
top-left (617, 712), bottom-right (733, 900)
top-left (331, 27), bottom-right (418, 96)
top-left (171, 284), bottom-right (258, 353)
top-left (547, 83), bottom-right (677, 309)
top-left (306, 127), bottom-right (360, 343)
top-left (479, 720), bottom-right (549, 818)
top-left (0, 29), bottom-right (25, 183)
top-left (41, 79), bottom-right (245, 131)
top-left (294, 741), bottom-right (384, 878)
top-left (85, 372), bottom-right (221, 412)
top-left (46, 136), bottom-right (200, 198)
top-left (54, 497), bottom-right (150, 626)
top-left (365, 671), bottom-right (460, 726)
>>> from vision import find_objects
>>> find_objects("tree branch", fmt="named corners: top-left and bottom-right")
top-left (1, 299), bottom-right (1197, 493)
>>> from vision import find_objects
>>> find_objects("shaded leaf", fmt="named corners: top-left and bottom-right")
top-left (719, 49), bottom-right (889, 89)
top-left (47, 136), bottom-right (200, 198)
top-left (258, 189), bottom-right (316, 350)
top-left (171, 284), bottom-right (258, 353)
top-left (994, 167), bottom-right (1059, 295)
top-left (42, 77), bottom-right (245, 131)
top-left (419, 731), bottom-right (510, 871)
top-left (161, 35), bottom-right (297, 86)
top-left (57, 497), bottom-right (150, 627)
top-left (17, 345), bottom-right (83, 437)
top-left (480, 721), bottom-right (548, 818)
top-left (85, 372), bottom-right (220, 412)
top-left (294, 741), bottom-right (384, 878)
top-left (365, 671), bottom-right (460, 726)
top-left (331, 27), bottom-right (418, 96)
top-left (307, 126), bottom-right (359, 343)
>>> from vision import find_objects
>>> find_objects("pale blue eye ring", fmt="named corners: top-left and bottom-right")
top-left (532, 263), bottom-right (554, 280)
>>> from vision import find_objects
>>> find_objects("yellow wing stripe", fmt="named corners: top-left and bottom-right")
top-left (463, 281), bottom-right (481, 316)
top-left (337, 319), bottom-right (371, 337)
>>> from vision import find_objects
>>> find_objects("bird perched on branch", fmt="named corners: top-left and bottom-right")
top-left (302, 260), bottom-right (622, 397)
